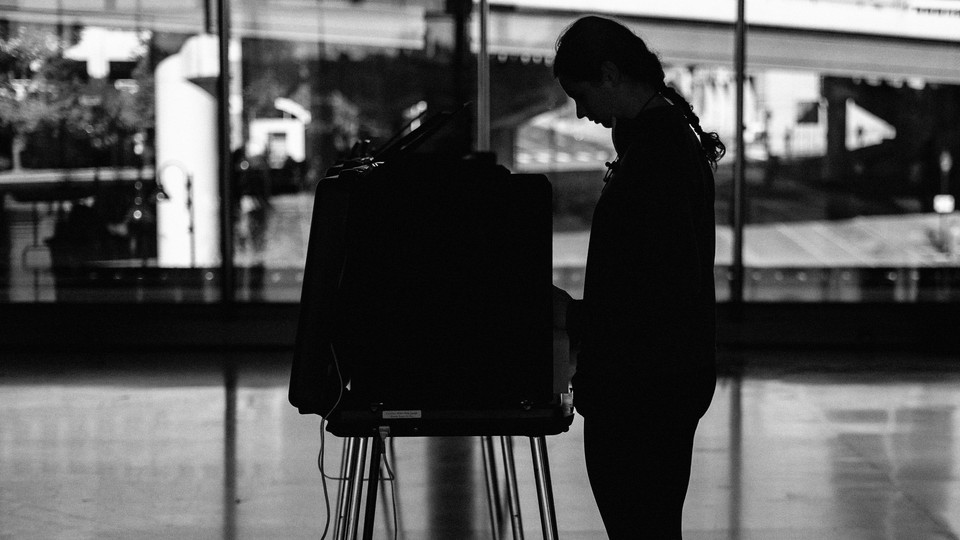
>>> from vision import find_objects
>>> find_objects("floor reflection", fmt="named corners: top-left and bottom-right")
top-left (224, 361), bottom-right (237, 540)
top-left (827, 395), bottom-right (957, 538)
top-left (1, 350), bottom-right (959, 539)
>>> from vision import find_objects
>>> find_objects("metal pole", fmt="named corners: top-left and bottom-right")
top-left (477, 0), bottom-right (491, 152)
top-left (344, 438), bottom-right (369, 540)
top-left (334, 437), bottom-right (356, 540)
top-left (32, 203), bottom-right (39, 301)
top-left (187, 174), bottom-right (195, 268)
top-left (530, 436), bottom-right (558, 540)
top-left (730, 0), bottom-right (747, 304)
top-left (450, 0), bottom-right (471, 154)
top-left (728, 372), bottom-right (744, 537)
top-left (500, 436), bottom-right (524, 540)
top-left (361, 434), bottom-right (383, 540)
top-left (204, 0), bottom-right (214, 34)
top-left (222, 361), bottom-right (237, 540)
top-left (481, 436), bottom-right (503, 540)
top-left (216, 0), bottom-right (235, 304)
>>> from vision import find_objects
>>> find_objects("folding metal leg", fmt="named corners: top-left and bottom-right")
top-left (385, 437), bottom-right (404, 538)
top-left (361, 433), bottom-right (384, 540)
top-left (340, 437), bottom-right (369, 540)
top-left (333, 437), bottom-right (356, 540)
top-left (530, 436), bottom-right (559, 540)
top-left (334, 433), bottom-right (560, 540)
top-left (500, 436), bottom-right (524, 540)
top-left (481, 436), bottom-right (503, 540)
top-left (378, 464), bottom-right (393, 537)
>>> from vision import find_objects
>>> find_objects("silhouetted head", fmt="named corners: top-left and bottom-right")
top-left (554, 16), bottom-right (725, 168)
top-left (554, 15), bottom-right (665, 92)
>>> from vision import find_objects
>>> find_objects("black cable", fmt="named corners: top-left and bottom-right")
top-left (317, 342), bottom-right (347, 539)
top-left (317, 157), bottom-right (354, 538)
top-left (318, 418), bottom-right (332, 539)
top-left (375, 108), bottom-right (429, 158)
top-left (381, 438), bottom-right (399, 540)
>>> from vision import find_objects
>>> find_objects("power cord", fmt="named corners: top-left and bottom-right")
top-left (318, 225), bottom-right (350, 539)
top-left (317, 426), bottom-right (402, 539)
top-left (318, 342), bottom-right (345, 539)
top-left (381, 434), bottom-right (400, 540)
top-left (316, 232), bottom-right (402, 538)
top-left (316, 343), bottom-right (403, 539)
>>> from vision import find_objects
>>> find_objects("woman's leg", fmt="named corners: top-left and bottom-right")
top-left (583, 412), bottom-right (699, 539)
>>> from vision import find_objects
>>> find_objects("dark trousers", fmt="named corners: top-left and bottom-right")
top-left (583, 410), bottom-right (700, 539)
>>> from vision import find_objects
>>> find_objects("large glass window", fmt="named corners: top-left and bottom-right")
top-left (0, 0), bottom-right (458, 302)
top-left (489, 10), bottom-right (738, 301)
top-left (2, 0), bottom-right (958, 304)
top-left (0, 9), bottom-right (174, 302)
top-left (498, 0), bottom-right (960, 304)
top-left (0, 1), bottom-right (225, 302)
top-left (234, 0), bottom-right (461, 301)
top-left (740, 0), bottom-right (960, 301)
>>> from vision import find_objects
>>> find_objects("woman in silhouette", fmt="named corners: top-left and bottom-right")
top-left (551, 16), bottom-right (724, 539)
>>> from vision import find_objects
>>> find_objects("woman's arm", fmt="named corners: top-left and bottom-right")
top-left (553, 285), bottom-right (583, 348)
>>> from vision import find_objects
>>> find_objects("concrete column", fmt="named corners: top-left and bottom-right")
top-left (154, 34), bottom-right (241, 268)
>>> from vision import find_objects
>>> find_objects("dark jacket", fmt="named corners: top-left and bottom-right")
top-left (567, 104), bottom-right (717, 417)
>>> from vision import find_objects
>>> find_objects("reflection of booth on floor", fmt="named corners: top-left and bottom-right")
top-left (289, 120), bottom-right (572, 538)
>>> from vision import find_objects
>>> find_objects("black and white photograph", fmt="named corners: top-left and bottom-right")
top-left (1, 0), bottom-right (959, 538)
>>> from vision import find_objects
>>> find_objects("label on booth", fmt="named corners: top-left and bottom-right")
top-left (382, 410), bottom-right (422, 419)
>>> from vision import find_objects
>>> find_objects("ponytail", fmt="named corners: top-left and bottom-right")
top-left (660, 85), bottom-right (726, 170)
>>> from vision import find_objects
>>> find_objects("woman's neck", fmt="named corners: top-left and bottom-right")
top-left (616, 83), bottom-right (667, 120)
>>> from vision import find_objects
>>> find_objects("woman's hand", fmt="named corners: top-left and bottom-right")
top-left (553, 285), bottom-right (573, 329)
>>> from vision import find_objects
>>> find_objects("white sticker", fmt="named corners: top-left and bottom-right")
top-left (382, 410), bottom-right (422, 419)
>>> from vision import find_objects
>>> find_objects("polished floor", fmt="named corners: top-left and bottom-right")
top-left (2, 349), bottom-right (959, 540)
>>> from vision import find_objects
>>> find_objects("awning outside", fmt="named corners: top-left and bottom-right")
top-left (473, 3), bottom-right (960, 84)
top-left (0, 0), bottom-right (427, 50)
top-left (2, 0), bottom-right (958, 81)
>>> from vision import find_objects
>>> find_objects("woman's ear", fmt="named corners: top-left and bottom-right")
top-left (599, 61), bottom-right (621, 86)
